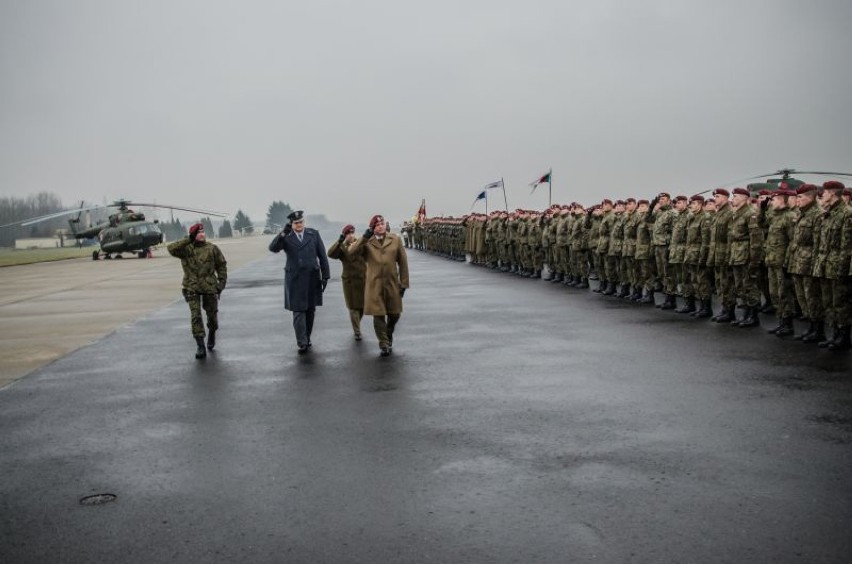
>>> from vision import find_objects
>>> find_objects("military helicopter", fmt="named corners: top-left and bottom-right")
top-left (1, 199), bottom-right (227, 260)
top-left (698, 168), bottom-right (852, 196)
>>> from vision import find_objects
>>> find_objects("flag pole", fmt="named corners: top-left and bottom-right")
top-left (549, 168), bottom-right (552, 207)
top-left (501, 177), bottom-right (508, 211)
top-left (485, 193), bottom-right (488, 215)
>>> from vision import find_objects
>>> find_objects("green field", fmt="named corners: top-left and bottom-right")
top-left (0, 246), bottom-right (92, 267)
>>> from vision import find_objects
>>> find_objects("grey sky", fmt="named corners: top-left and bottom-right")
top-left (1, 0), bottom-right (851, 225)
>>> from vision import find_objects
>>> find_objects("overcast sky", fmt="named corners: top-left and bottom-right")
top-left (1, 0), bottom-right (851, 225)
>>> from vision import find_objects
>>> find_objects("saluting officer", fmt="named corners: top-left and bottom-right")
top-left (328, 224), bottom-right (367, 341)
top-left (268, 210), bottom-right (331, 354)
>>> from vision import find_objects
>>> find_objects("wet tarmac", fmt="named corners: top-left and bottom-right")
top-left (1, 251), bottom-right (851, 563)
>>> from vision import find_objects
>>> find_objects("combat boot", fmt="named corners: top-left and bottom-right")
top-left (774, 317), bottom-right (794, 337)
top-left (639, 290), bottom-right (655, 304)
top-left (676, 297), bottom-right (696, 314)
top-left (533, 270), bottom-right (542, 279)
top-left (828, 326), bottom-right (851, 351)
top-left (738, 307), bottom-right (760, 328)
top-left (602, 281), bottom-right (617, 296)
top-left (576, 278), bottom-right (589, 289)
top-left (802, 321), bottom-right (826, 344)
top-left (713, 306), bottom-right (735, 323)
top-left (629, 287), bottom-right (643, 301)
top-left (794, 321), bottom-right (815, 341)
top-left (659, 294), bottom-right (677, 310)
top-left (207, 330), bottom-right (216, 351)
top-left (551, 273), bottom-right (563, 283)
top-left (818, 325), bottom-right (837, 348)
top-left (618, 284), bottom-right (631, 299)
top-left (593, 280), bottom-right (605, 293)
top-left (693, 299), bottom-right (713, 318)
top-left (761, 302), bottom-right (775, 315)
top-left (195, 337), bottom-right (207, 359)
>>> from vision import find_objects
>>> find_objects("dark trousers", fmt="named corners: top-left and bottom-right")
top-left (292, 309), bottom-right (315, 347)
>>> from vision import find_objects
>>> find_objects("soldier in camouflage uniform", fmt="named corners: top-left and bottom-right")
top-left (646, 192), bottom-right (677, 309)
top-left (167, 223), bottom-right (228, 359)
top-left (595, 199), bottom-right (615, 294)
top-left (691, 198), bottom-right (716, 317)
top-left (788, 184), bottom-right (825, 342)
top-left (634, 200), bottom-right (655, 303)
top-left (528, 211), bottom-right (544, 278)
top-left (812, 181), bottom-right (852, 350)
top-left (604, 200), bottom-right (626, 296)
top-left (761, 190), bottom-right (796, 336)
top-left (667, 195), bottom-right (689, 310)
top-left (621, 198), bottom-right (640, 299)
top-left (679, 195), bottom-right (705, 314)
top-left (550, 207), bottom-right (569, 283)
top-left (568, 204), bottom-right (590, 288)
top-left (727, 188), bottom-right (764, 327)
top-left (709, 189), bottom-right (736, 323)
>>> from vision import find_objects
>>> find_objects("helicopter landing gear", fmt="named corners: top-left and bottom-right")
top-left (92, 250), bottom-right (99, 261)
top-left (104, 254), bottom-right (112, 260)
top-left (138, 250), bottom-right (147, 259)
top-left (114, 254), bottom-right (123, 259)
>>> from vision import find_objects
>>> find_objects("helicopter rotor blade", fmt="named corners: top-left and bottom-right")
top-left (123, 202), bottom-right (229, 217)
top-left (0, 204), bottom-right (110, 229)
top-left (792, 171), bottom-right (852, 178)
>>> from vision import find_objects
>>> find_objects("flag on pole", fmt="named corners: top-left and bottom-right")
top-left (415, 199), bottom-right (426, 224)
top-left (483, 179), bottom-right (504, 191)
top-left (529, 169), bottom-right (552, 194)
top-left (471, 190), bottom-right (487, 209)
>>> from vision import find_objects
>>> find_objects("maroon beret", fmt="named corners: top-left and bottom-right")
top-left (637, 199), bottom-right (649, 206)
top-left (732, 187), bottom-right (750, 196)
top-left (713, 188), bottom-right (729, 197)
top-left (189, 223), bottom-right (204, 238)
top-left (844, 189), bottom-right (852, 198)
top-left (758, 190), bottom-right (772, 197)
top-left (823, 180), bottom-right (846, 191)
top-left (690, 194), bottom-right (705, 203)
top-left (601, 198), bottom-right (613, 206)
top-left (369, 214), bottom-right (385, 229)
top-left (772, 190), bottom-right (792, 198)
top-left (658, 192), bottom-right (671, 199)
top-left (625, 197), bottom-right (636, 204)
top-left (342, 224), bottom-right (355, 234)
top-left (615, 200), bottom-right (625, 206)
top-left (797, 184), bottom-right (817, 195)
top-left (675, 195), bottom-right (688, 202)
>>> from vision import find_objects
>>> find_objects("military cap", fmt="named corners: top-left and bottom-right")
top-left (601, 198), bottom-right (613, 206)
top-left (844, 189), bottom-right (852, 198)
top-left (774, 190), bottom-right (794, 198)
top-left (796, 184), bottom-right (817, 195)
top-left (615, 200), bottom-right (625, 206)
top-left (287, 210), bottom-right (304, 222)
top-left (675, 194), bottom-right (688, 202)
top-left (823, 180), bottom-right (846, 191)
top-left (189, 222), bottom-right (204, 240)
top-left (342, 224), bottom-right (355, 234)
top-left (369, 214), bottom-right (385, 228)
top-left (658, 192), bottom-right (671, 199)
top-left (689, 194), bottom-right (705, 203)
top-left (637, 199), bottom-right (649, 206)
top-left (625, 197), bottom-right (636, 204)
top-left (732, 187), bottom-right (750, 196)
top-left (712, 188), bottom-right (730, 197)
top-left (758, 189), bottom-right (772, 196)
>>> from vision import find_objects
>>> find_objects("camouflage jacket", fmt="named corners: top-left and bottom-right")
top-left (648, 205), bottom-right (676, 247)
top-left (761, 207), bottom-right (795, 269)
top-left (787, 201), bottom-right (823, 276)
top-left (622, 211), bottom-right (640, 258)
top-left (707, 202), bottom-right (733, 267)
top-left (668, 210), bottom-right (689, 264)
top-left (813, 199), bottom-right (852, 279)
top-left (167, 238), bottom-right (227, 295)
top-left (608, 213), bottom-right (625, 257)
top-left (597, 211), bottom-right (615, 254)
top-left (634, 217), bottom-right (653, 260)
top-left (683, 211), bottom-right (706, 266)
top-left (571, 214), bottom-right (589, 250)
top-left (728, 203), bottom-right (763, 266)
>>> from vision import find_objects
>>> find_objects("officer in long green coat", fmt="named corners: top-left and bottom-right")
top-left (167, 223), bottom-right (228, 359)
top-left (328, 224), bottom-right (367, 341)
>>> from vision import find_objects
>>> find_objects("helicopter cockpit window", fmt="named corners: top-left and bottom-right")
top-left (128, 227), bottom-right (136, 235)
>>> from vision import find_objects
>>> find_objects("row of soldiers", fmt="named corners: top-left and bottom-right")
top-left (417, 181), bottom-right (852, 351)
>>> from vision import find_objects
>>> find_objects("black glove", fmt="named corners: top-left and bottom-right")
top-left (760, 198), bottom-right (769, 210)
top-left (650, 197), bottom-right (660, 209)
top-left (400, 287), bottom-right (406, 298)
top-left (283, 223), bottom-right (292, 235)
top-left (362, 228), bottom-right (373, 239)
top-left (321, 278), bottom-right (328, 292)
top-left (586, 209), bottom-right (593, 217)
top-left (338, 233), bottom-right (346, 243)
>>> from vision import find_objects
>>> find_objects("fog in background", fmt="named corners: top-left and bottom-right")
top-left (2, 0), bottom-right (851, 226)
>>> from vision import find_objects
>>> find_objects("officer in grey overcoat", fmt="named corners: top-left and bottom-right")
top-left (268, 210), bottom-right (331, 354)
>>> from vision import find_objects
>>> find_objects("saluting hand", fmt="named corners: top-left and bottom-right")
top-left (283, 223), bottom-right (292, 235)
top-left (362, 228), bottom-right (374, 239)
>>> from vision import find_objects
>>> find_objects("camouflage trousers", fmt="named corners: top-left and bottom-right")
top-left (714, 266), bottom-right (736, 308)
top-left (685, 264), bottom-right (712, 300)
top-left (552, 245), bottom-right (566, 274)
top-left (654, 246), bottom-right (673, 294)
top-left (670, 262), bottom-right (685, 295)
top-left (731, 264), bottom-right (761, 307)
top-left (604, 255), bottom-right (620, 283)
top-left (767, 266), bottom-right (795, 319)
top-left (621, 257), bottom-right (635, 287)
top-left (819, 277), bottom-right (852, 327)
top-left (571, 249), bottom-right (589, 278)
top-left (634, 258), bottom-right (655, 291)
top-left (184, 290), bottom-right (218, 338)
top-left (792, 274), bottom-right (823, 321)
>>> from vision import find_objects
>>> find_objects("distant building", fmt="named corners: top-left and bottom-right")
top-left (15, 238), bottom-right (61, 250)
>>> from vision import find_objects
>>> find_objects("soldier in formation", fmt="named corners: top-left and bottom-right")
top-left (413, 180), bottom-right (852, 351)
